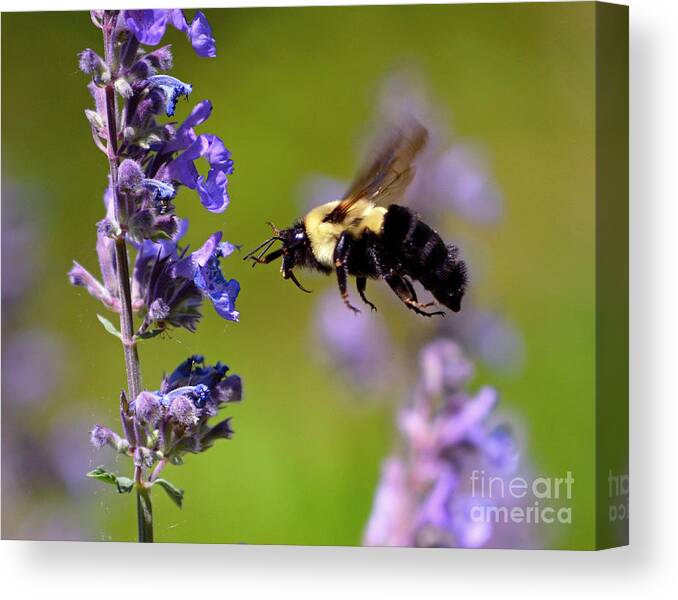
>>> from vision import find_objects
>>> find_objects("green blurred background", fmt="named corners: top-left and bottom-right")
top-left (1, 3), bottom-right (595, 548)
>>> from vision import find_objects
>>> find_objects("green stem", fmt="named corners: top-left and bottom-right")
top-left (136, 477), bottom-right (154, 543)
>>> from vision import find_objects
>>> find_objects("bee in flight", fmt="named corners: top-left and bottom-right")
top-left (244, 118), bottom-right (467, 317)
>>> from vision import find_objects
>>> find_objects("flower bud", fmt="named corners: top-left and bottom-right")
top-left (419, 340), bottom-right (474, 397)
top-left (84, 108), bottom-right (104, 130)
top-left (114, 77), bottom-right (134, 99)
top-left (78, 48), bottom-right (110, 83)
top-left (90, 425), bottom-right (124, 451)
top-left (169, 395), bottom-right (198, 427)
top-left (68, 262), bottom-right (116, 309)
top-left (134, 390), bottom-right (162, 425)
top-left (118, 159), bottom-right (145, 192)
top-left (131, 45), bottom-right (174, 79)
top-left (148, 299), bottom-right (171, 322)
top-left (134, 446), bottom-right (155, 468)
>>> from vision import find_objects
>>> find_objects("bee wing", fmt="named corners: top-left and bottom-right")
top-left (324, 119), bottom-right (428, 224)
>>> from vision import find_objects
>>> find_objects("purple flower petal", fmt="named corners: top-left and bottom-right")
top-left (147, 75), bottom-right (192, 117)
top-left (168, 9), bottom-right (188, 32)
top-left (170, 232), bottom-right (240, 322)
top-left (197, 168), bottom-right (230, 213)
top-left (166, 133), bottom-right (233, 213)
top-left (188, 12), bottom-right (217, 58)
top-left (190, 232), bottom-right (223, 270)
top-left (124, 10), bottom-right (171, 46)
top-left (162, 100), bottom-right (213, 154)
top-left (124, 9), bottom-right (216, 58)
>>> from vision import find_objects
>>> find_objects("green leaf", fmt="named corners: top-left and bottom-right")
top-left (96, 314), bottom-right (122, 340)
top-left (154, 478), bottom-right (184, 509)
top-left (87, 466), bottom-right (117, 485)
top-left (87, 467), bottom-right (134, 494)
top-left (115, 477), bottom-right (134, 494)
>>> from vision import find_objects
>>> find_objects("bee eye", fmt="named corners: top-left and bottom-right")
top-left (294, 231), bottom-right (305, 241)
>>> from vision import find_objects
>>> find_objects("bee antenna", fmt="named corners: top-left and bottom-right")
top-left (266, 221), bottom-right (282, 236)
top-left (243, 236), bottom-right (282, 261)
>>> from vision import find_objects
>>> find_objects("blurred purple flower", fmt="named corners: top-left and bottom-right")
top-left (297, 174), bottom-right (347, 213)
top-left (408, 145), bottom-right (503, 225)
top-left (363, 339), bottom-right (525, 548)
top-left (312, 290), bottom-right (397, 392)
top-left (124, 9), bottom-right (216, 58)
top-left (1, 181), bottom-right (41, 310)
top-left (1, 331), bottom-right (64, 409)
top-left (440, 307), bottom-right (525, 373)
top-left (363, 458), bottom-right (413, 547)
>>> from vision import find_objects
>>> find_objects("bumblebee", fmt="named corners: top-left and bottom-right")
top-left (244, 119), bottom-right (467, 317)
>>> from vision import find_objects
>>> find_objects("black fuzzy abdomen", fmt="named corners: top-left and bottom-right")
top-left (382, 204), bottom-right (467, 312)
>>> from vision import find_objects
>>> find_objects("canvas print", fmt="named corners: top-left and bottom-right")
top-left (1, 3), bottom-right (628, 549)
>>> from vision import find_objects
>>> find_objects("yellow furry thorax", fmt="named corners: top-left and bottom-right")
top-left (303, 199), bottom-right (387, 268)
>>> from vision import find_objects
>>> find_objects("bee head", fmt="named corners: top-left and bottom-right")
top-left (243, 222), bottom-right (313, 293)
top-left (278, 223), bottom-right (308, 251)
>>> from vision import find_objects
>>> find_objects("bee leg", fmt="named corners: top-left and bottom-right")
top-left (385, 273), bottom-right (445, 318)
top-left (249, 247), bottom-right (283, 266)
top-left (402, 277), bottom-right (436, 309)
top-left (356, 277), bottom-right (377, 312)
top-left (334, 233), bottom-right (361, 314)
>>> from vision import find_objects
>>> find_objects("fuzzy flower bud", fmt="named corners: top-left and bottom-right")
top-left (114, 77), bottom-right (134, 99)
top-left (89, 425), bottom-right (127, 452)
top-left (148, 298), bottom-right (171, 321)
top-left (169, 395), bottom-right (198, 427)
top-left (68, 261), bottom-right (117, 310)
top-left (118, 159), bottom-right (145, 192)
top-left (134, 390), bottom-right (162, 425)
top-left (84, 108), bottom-right (104, 130)
top-left (131, 45), bottom-right (174, 79)
top-left (78, 48), bottom-right (110, 83)
top-left (134, 446), bottom-right (155, 468)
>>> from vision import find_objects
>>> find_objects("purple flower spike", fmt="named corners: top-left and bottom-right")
top-left (363, 339), bottom-right (529, 549)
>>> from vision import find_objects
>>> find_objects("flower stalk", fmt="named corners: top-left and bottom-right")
top-left (103, 12), bottom-right (149, 541)
top-left (74, 9), bottom-right (241, 543)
